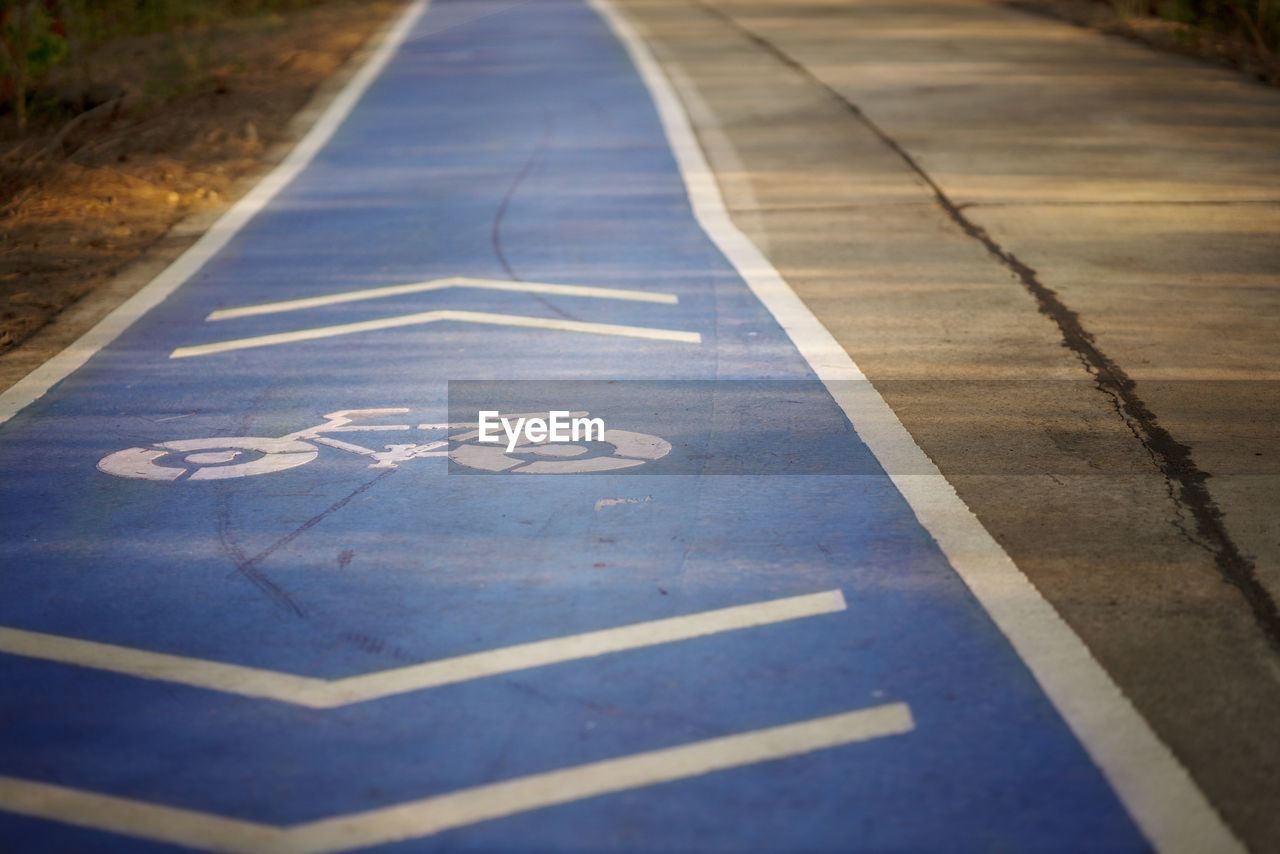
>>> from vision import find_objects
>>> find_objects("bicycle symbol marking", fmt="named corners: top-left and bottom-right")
top-left (97, 409), bottom-right (672, 481)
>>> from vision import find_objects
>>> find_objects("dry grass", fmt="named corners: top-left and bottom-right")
top-left (1009, 0), bottom-right (1280, 84)
top-left (0, 0), bottom-right (401, 353)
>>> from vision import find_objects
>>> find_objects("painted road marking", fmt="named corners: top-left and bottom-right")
top-left (450, 426), bottom-right (671, 473)
top-left (0, 703), bottom-right (913, 854)
top-left (97, 437), bottom-right (322, 481)
top-left (170, 309), bottom-right (701, 358)
top-left (93, 407), bottom-right (672, 477)
top-left (207, 276), bottom-right (679, 321)
top-left (313, 436), bottom-right (451, 469)
top-left (0, 590), bottom-right (846, 707)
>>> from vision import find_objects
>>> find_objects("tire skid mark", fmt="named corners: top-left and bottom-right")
top-left (490, 115), bottom-right (580, 321)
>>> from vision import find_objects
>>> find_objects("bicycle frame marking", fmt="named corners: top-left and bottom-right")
top-left (96, 409), bottom-right (670, 480)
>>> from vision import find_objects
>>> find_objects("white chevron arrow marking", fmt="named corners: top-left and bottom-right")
top-left (207, 276), bottom-right (678, 321)
top-left (0, 702), bottom-right (914, 854)
top-left (0, 590), bottom-right (845, 707)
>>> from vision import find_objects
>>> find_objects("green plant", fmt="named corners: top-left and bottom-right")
top-left (1228, 0), bottom-right (1275, 52)
top-left (0, 0), bottom-right (67, 129)
top-left (1113, 0), bottom-right (1157, 16)
top-left (1167, 0), bottom-right (1278, 53)
top-left (0, 0), bottom-right (335, 133)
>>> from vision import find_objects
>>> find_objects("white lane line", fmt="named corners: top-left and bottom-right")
top-left (206, 276), bottom-right (678, 321)
top-left (290, 702), bottom-right (915, 854)
top-left (0, 1), bottom-right (433, 426)
top-left (0, 776), bottom-right (280, 854)
top-left (0, 702), bottom-right (913, 854)
top-left (589, 3), bottom-right (1245, 853)
top-left (0, 590), bottom-right (845, 708)
top-left (170, 309), bottom-right (701, 358)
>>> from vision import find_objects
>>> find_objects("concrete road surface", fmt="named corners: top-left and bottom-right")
top-left (617, 0), bottom-right (1280, 848)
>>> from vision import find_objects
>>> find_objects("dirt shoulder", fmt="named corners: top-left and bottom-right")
top-left (0, 0), bottom-right (404, 358)
top-left (1007, 0), bottom-right (1280, 85)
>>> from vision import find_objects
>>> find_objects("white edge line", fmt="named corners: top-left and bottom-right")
top-left (288, 702), bottom-right (914, 854)
top-left (207, 277), bottom-right (678, 320)
top-left (0, 0), bottom-right (432, 427)
top-left (585, 2), bottom-right (1244, 854)
top-left (326, 588), bottom-right (844, 706)
top-left (0, 702), bottom-right (913, 854)
top-left (0, 776), bottom-right (281, 854)
top-left (170, 309), bottom-right (700, 358)
top-left (0, 590), bottom-right (845, 708)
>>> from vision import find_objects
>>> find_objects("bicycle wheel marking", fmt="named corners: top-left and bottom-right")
top-left (450, 428), bottom-right (671, 473)
top-left (98, 438), bottom-right (320, 482)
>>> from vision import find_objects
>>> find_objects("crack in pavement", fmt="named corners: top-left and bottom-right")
top-left (244, 469), bottom-right (396, 575)
top-left (690, 0), bottom-right (1280, 654)
top-left (490, 115), bottom-right (579, 322)
top-left (211, 394), bottom-right (396, 617)
top-left (213, 389), bottom-right (306, 617)
top-left (217, 469), bottom-right (396, 618)
top-left (216, 497), bottom-right (304, 617)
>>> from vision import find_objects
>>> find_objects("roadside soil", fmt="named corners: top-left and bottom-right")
top-left (1008, 0), bottom-right (1280, 84)
top-left (0, 0), bottom-right (403, 356)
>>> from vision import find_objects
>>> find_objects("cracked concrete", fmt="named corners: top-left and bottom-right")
top-left (618, 0), bottom-right (1280, 848)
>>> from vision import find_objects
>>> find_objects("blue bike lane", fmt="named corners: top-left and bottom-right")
top-left (0, 0), bottom-right (1213, 851)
